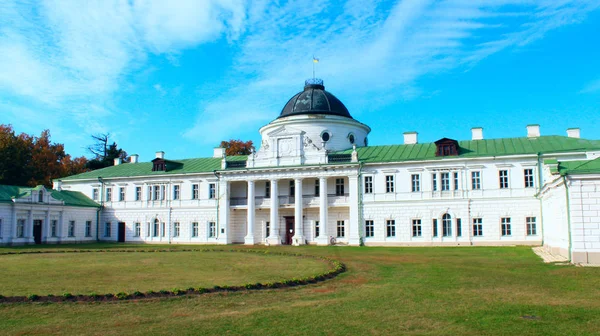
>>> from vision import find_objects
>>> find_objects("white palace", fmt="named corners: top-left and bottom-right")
top-left (1, 79), bottom-right (600, 265)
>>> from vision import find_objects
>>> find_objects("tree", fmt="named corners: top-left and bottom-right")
top-left (86, 133), bottom-right (128, 169)
top-left (220, 139), bottom-right (254, 156)
top-left (0, 125), bottom-right (88, 187)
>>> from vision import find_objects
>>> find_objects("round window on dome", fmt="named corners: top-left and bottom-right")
top-left (348, 133), bottom-right (355, 144)
top-left (321, 131), bottom-right (331, 142)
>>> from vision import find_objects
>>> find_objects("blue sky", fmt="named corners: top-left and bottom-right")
top-left (1, 0), bottom-right (600, 161)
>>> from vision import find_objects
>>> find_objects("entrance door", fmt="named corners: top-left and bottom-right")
top-left (284, 217), bottom-right (294, 245)
top-left (117, 222), bottom-right (126, 242)
top-left (33, 220), bottom-right (42, 244)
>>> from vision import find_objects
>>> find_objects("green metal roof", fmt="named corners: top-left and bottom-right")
top-left (0, 185), bottom-right (100, 208)
top-left (61, 156), bottom-right (248, 181)
top-left (336, 135), bottom-right (600, 163)
top-left (59, 136), bottom-right (600, 181)
top-left (559, 157), bottom-right (600, 175)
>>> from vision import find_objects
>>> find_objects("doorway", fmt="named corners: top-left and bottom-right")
top-left (284, 217), bottom-right (294, 245)
top-left (33, 220), bottom-right (42, 244)
top-left (117, 222), bottom-right (126, 242)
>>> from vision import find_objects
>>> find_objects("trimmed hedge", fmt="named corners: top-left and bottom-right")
top-left (0, 248), bottom-right (346, 303)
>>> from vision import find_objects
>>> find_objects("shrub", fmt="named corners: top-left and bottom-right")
top-left (27, 294), bottom-right (40, 301)
top-left (63, 293), bottom-right (74, 299)
top-left (115, 292), bottom-right (128, 300)
top-left (132, 291), bottom-right (143, 297)
top-left (159, 290), bottom-right (170, 295)
top-left (89, 293), bottom-right (100, 299)
top-left (172, 288), bottom-right (185, 296)
top-left (197, 288), bottom-right (207, 294)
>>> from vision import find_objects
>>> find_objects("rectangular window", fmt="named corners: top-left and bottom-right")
top-left (266, 221), bottom-right (271, 238)
top-left (51, 220), bottom-right (58, 237)
top-left (119, 187), bottom-right (125, 201)
top-left (524, 169), bottom-right (534, 188)
top-left (85, 221), bottom-right (92, 237)
top-left (471, 171), bottom-right (481, 190)
top-left (453, 172), bottom-right (459, 190)
top-left (337, 220), bottom-right (345, 238)
top-left (153, 186), bottom-right (160, 200)
top-left (161, 222), bottom-right (165, 237)
top-left (386, 220), bottom-right (396, 237)
top-left (499, 170), bottom-right (509, 189)
top-left (441, 172), bottom-right (450, 191)
top-left (106, 188), bottom-right (112, 202)
top-left (265, 181), bottom-right (271, 198)
top-left (313, 221), bottom-right (319, 238)
top-left (526, 217), bottom-right (537, 236)
top-left (385, 175), bottom-right (394, 193)
top-left (411, 174), bottom-right (420, 192)
top-left (472, 218), bottom-right (483, 236)
top-left (134, 222), bottom-right (141, 237)
top-left (173, 185), bottom-right (180, 200)
top-left (412, 219), bottom-right (422, 237)
top-left (364, 176), bottom-right (373, 194)
top-left (192, 222), bottom-right (199, 237)
top-left (173, 222), bottom-right (180, 237)
top-left (153, 221), bottom-right (159, 237)
top-left (501, 217), bottom-right (511, 236)
top-left (456, 218), bottom-right (462, 237)
top-left (208, 222), bottom-right (216, 238)
top-left (146, 223), bottom-right (151, 237)
top-left (135, 186), bottom-right (141, 201)
top-left (365, 220), bottom-right (374, 238)
top-left (432, 174), bottom-right (438, 191)
top-left (209, 183), bottom-right (216, 199)
top-left (92, 188), bottom-right (99, 201)
top-left (17, 219), bottom-right (25, 238)
top-left (289, 180), bottom-right (295, 196)
top-left (336, 178), bottom-right (345, 196)
top-left (192, 184), bottom-right (199, 200)
top-left (432, 219), bottom-right (438, 237)
top-left (315, 179), bottom-right (320, 196)
top-left (147, 186), bottom-right (151, 200)
top-left (104, 222), bottom-right (111, 237)
top-left (68, 221), bottom-right (75, 237)
top-left (161, 185), bottom-right (166, 200)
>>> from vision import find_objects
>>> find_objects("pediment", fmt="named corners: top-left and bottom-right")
top-left (267, 125), bottom-right (305, 137)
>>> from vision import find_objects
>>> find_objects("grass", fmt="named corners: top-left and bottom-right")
top-left (1, 244), bottom-right (599, 335)
top-left (0, 250), bottom-right (330, 296)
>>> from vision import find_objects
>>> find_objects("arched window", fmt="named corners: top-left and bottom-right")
top-left (38, 191), bottom-right (43, 203)
top-left (442, 213), bottom-right (452, 237)
top-left (153, 219), bottom-right (160, 237)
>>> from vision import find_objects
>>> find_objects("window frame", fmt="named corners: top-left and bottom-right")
top-left (208, 221), bottom-right (216, 238)
top-left (499, 170), bottom-right (509, 189)
top-left (209, 183), bottom-right (216, 199)
top-left (17, 219), bottom-right (25, 238)
top-left (336, 220), bottom-right (345, 238)
top-left (134, 222), bottom-right (141, 237)
top-left (92, 188), bottom-right (99, 201)
top-left (412, 219), bottom-right (422, 237)
top-left (472, 218), bottom-right (483, 236)
top-left (51, 219), bottom-right (58, 237)
top-left (173, 222), bottom-right (180, 237)
top-left (314, 179), bottom-right (320, 196)
top-left (432, 218), bottom-right (438, 237)
top-left (411, 174), bottom-right (420, 192)
top-left (104, 222), bottom-right (111, 237)
top-left (441, 172), bottom-right (450, 191)
top-left (119, 187), bottom-right (125, 202)
top-left (68, 220), bottom-right (75, 237)
top-left (365, 220), bottom-right (374, 238)
top-left (105, 188), bottom-right (112, 202)
top-left (192, 184), bottom-right (199, 200)
top-left (386, 219), bottom-right (396, 238)
top-left (265, 181), bottom-right (271, 198)
top-left (471, 171), bottom-right (481, 190)
top-left (385, 175), bottom-right (395, 193)
top-left (526, 217), bottom-right (537, 236)
top-left (364, 176), bottom-right (373, 194)
top-left (501, 217), bottom-right (511, 236)
top-left (173, 185), bottom-right (180, 200)
top-left (192, 222), bottom-right (199, 237)
top-left (442, 213), bottom-right (452, 237)
top-left (432, 173), bottom-right (438, 191)
top-left (135, 186), bottom-right (141, 201)
top-left (524, 168), bottom-right (534, 188)
top-left (335, 178), bottom-right (345, 196)
top-left (85, 221), bottom-right (92, 237)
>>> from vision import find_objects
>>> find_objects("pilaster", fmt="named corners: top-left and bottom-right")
top-left (217, 180), bottom-right (231, 244)
top-left (245, 180), bottom-right (256, 245)
top-left (293, 178), bottom-right (305, 245)
top-left (348, 175), bottom-right (360, 246)
top-left (267, 179), bottom-right (281, 245)
top-left (317, 176), bottom-right (329, 245)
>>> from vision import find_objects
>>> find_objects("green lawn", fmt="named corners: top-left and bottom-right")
top-left (1, 244), bottom-right (599, 335)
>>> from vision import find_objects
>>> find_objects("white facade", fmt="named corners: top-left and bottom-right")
top-left (6, 80), bottom-right (600, 265)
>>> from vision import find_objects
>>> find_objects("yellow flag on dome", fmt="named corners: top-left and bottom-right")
top-left (313, 57), bottom-right (319, 63)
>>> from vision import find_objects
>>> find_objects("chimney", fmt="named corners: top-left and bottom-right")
top-left (114, 158), bottom-right (122, 165)
top-left (527, 124), bottom-right (540, 138)
top-left (471, 127), bottom-right (483, 140)
top-left (155, 151), bottom-right (165, 159)
top-left (53, 180), bottom-right (62, 191)
top-left (403, 132), bottom-right (418, 145)
top-left (130, 154), bottom-right (139, 163)
top-left (213, 147), bottom-right (226, 158)
top-left (567, 128), bottom-right (580, 139)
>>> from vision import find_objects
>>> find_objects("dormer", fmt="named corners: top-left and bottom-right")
top-left (152, 158), bottom-right (166, 171)
top-left (434, 138), bottom-right (459, 157)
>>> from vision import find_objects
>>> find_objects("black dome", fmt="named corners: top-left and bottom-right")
top-left (279, 79), bottom-right (352, 119)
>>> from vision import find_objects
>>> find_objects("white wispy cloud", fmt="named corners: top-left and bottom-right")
top-left (0, 0), bottom-right (598, 151)
top-left (580, 78), bottom-right (600, 93)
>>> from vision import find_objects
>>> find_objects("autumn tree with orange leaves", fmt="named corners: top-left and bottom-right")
top-left (219, 139), bottom-right (254, 156)
top-left (0, 124), bottom-right (88, 188)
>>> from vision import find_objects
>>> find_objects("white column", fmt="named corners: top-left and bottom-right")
top-left (27, 210), bottom-right (33, 243)
top-left (293, 178), bottom-right (305, 245)
top-left (245, 180), bottom-right (256, 245)
top-left (8, 206), bottom-right (16, 243)
top-left (348, 175), bottom-right (360, 246)
top-left (267, 179), bottom-right (280, 245)
top-left (317, 177), bottom-right (329, 245)
top-left (217, 180), bottom-right (231, 244)
top-left (44, 210), bottom-right (50, 243)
